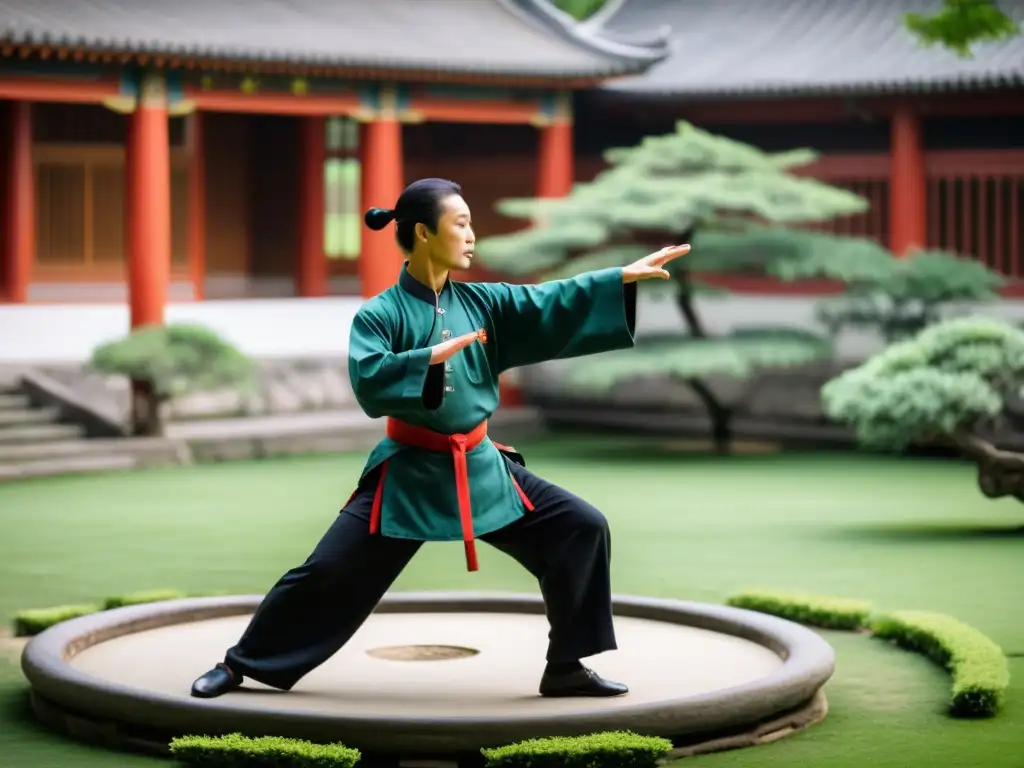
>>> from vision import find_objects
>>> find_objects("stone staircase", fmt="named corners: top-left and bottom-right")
top-left (0, 381), bottom-right (182, 481)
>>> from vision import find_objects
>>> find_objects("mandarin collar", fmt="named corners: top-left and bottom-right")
top-left (398, 262), bottom-right (452, 306)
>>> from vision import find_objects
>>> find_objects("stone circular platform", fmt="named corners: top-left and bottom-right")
top-left (21, 592), bottom-right (835, 760)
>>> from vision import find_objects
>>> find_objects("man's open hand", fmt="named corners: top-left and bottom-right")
top-left (622, 244), bottom-right (691, 283)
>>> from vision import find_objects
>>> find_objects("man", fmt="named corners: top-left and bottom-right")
top-left (191, 177), bottom-right (689, 700)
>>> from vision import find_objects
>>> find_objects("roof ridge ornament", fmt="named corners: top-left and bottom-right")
top-left (496, 0), bottom-right (671, 64)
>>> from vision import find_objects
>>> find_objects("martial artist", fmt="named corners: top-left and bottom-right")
top-left (190, 177), bottom-right (689, 700)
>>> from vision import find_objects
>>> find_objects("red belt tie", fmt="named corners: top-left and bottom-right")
top-left (365, 417), bottom-right (532, 572)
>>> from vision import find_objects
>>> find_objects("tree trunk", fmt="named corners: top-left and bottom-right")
top-left (948, 429), bottom-right (1024, 502)
top-left (673, 266), bottom-right (709, 337)
top-left (672, 262), bottom-right (732, 453)
top-left (130, 380), bottom-right (164, 437)
top-left (685, 376), bottom-right (732, 453)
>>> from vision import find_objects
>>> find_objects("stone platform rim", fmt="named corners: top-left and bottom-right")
top-left (20, 591), bottom-right (836, 752)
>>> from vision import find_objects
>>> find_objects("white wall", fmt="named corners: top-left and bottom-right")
top-left (2, 293), bottom-right (1024, 366)
top-left (0, 297), bottom-right (365, 364)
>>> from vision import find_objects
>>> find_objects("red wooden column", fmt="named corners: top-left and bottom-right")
top-left (890, 107), bottom-right (927, 256)
top-left (297, 116), bottom-right (327, 297)
top-left (359, 86), bottom-right (405, 298)
top-left (4, 101), bottom-right (34, 303)
top-left (536, 90), bottom-right (574, 199)
top-left (125, 71), bottom-right (172, 327)
top-left (187, 112), bottom-right (206, 301)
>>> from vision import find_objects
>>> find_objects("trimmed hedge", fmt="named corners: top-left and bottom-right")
top-left (481, 731), bottom-right (673, 768)
top-left (12, 588), bottom-right (205, 636)
top-left (13, 604), bottom-right (102, 637)
top-left (725, 589), bottom-right (1010, 720)
top-left (871, 611), bottom-right (1010, 718)
top-left (103, 589), bottom-right (189, 609)
top-left (725, 589), bottom-right (872, 630)
top-left (169, 734), bottom-right (360, 767)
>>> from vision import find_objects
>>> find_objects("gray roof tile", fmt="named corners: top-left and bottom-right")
top-left (597, 0), bottom-right (1024, 95)
top-left (0, 0), bottom-right (669, 80)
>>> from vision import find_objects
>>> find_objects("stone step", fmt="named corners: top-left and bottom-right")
top-left (0, 437), bottom-right (182, 462)
top-left (0, 423), bottom-right (85, 445)
top-left (0, 394), bottom-right (31, 410)
top-left (0, 453), bottom-right (137, 481)
top-left (0, 407), bottom-right (60, 427)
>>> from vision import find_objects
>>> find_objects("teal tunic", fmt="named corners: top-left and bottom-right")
top-left (347, 264), bottom-right (637, 542)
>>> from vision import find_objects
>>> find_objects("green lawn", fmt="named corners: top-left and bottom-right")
top-left (1, 437), bottom-right (1022, 767)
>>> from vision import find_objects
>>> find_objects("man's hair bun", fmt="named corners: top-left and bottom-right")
top-left (364, 207), bottom-right (397, 231)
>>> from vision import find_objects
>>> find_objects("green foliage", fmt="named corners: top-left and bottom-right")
top-left (478, 120), bottom-right (868, 278)
top-left (13, 604), bottom-right (101, 636)
top-left (90, 323), bottom-right (256, 402)
top-left (566, 329), bottom-right (833, 392)
top-left (102, 589), bottom-right (188, 610)
top-left (725, 590), bottom-right (872, 630)
top-left (822, 316), bottom-right (1024, 449)
top-left (871, 611), bottom-right (1009, 717)
top-left (481, 731), bottom-right (672, 768)
top-left (169, 733), bottom-right (361, 768)
top-left (905, 0), bottom-right (1020, 57)
top-left (551, 0), bottom-right (608, 20)
top-left (684, 226), bottom-right (905, 287)
top-left (816, 251), bottom-right (1006, 341)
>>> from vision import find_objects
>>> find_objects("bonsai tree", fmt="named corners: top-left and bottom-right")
top-left (815, 249), bottom-right (1006, 343)
top-left (822, 315), bottom-right (1024, 503)
top-left (475, 120), bottom-right (896, 452)
top-left (90, 323), bottom-right (256, 437)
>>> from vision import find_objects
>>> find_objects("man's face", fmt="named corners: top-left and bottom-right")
top-left (426, 194), bottom-right (475, 271)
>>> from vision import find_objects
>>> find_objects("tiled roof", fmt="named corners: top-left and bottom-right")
top-left (593, 0), bottom-right (1024, 96)
top-left (0, 0), bottom-right (670, 81)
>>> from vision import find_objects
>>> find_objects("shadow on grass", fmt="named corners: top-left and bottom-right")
top-left (1, 684), bottom-right (37, 733)
top-left (527, 430), bottom-right (980, 468)
top-left (831, 522), bottom-right (1024, 543)
top-left (525, 436), bottom-right (800, 465)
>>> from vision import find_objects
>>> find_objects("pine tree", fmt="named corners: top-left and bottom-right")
top-left (823, 316), bottom-right (1024, 506)
top-left (816, 250), bottom-right (1005, 343)
top-left (475, 120), bottom-right (898, 452)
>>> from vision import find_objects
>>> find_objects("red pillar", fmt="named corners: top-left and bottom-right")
top-left (187, 112), bottom-right (206, 301)
top-left (537, 122), bottom-right (574, 199)
top-left (4, 101), bottom-right (34, 303)
top-left (890, 107), bottom-right (927, 256)
top-left (126, 71), bottom-right (171, 328)
top-left (360, 117), bottom-right (404, 298)
top-left (297, 116), bottom-right (327, 298)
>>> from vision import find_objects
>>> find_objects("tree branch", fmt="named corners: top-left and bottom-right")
top-left (949, 429), bottom-right (1024, 471)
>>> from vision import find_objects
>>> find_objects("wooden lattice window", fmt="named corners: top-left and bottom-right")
top-left (34, 145), bottom-right (189, 269)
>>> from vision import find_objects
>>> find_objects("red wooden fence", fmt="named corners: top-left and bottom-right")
top-left (804, 150), bottom-right (1024, 279)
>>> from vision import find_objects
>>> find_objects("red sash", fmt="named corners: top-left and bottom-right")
top-left (363, 418), bottom-right (532, 572)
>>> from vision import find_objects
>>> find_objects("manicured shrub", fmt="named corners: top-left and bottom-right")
top-left (726, 590), bottom-right (872, 630)
top-left (13, 588), bottom-right (210, 636)
top-left (103, 589), bottom-right (188, 609)
top-left (481, 731), bottom-right (673, 768)
top-left (13, 604), bottom-right (102, 636)
top-left (169, 733), bottom-right (361, 767)
top-left (870, 611), bottom-right (1009, 717)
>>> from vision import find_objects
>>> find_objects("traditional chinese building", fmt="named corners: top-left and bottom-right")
top-left (0, 0), bottom-right (668, 321)
top-left (578, 0), bottom-right (1024, 292)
